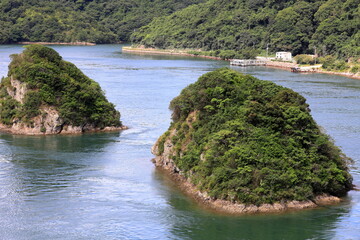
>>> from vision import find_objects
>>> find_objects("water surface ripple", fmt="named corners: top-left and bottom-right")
top-left (0, 45), bottom-right (359, 240)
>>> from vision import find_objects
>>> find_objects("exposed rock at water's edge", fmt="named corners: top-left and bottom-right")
top-left (151, 68), bottom-right (352, 214)
top-left (0, 45), bottom-right (126, 135)
top-left (151, 128), bottom-right (342, 214)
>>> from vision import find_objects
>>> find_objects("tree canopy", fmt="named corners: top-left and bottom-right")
top-left (0, 45), bottom-right (122, 128)
top-left (155, 68), bottom-right (353, 205)
top-left (0, 0), bottom-right (204, 44)
top-left (1, 0), bottom-right (358, 58)
top-left (132, 0), bottom-right (360, 58)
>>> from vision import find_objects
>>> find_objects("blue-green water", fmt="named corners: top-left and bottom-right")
top-left (0, 45), bottom-right (359, 240)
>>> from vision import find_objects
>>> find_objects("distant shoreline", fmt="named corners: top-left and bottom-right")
top-left (18, 41), bottom-right (96, 46)
top-left (122, 46), bottom-right (360, 80)
top-left (122, 46), bottom-right (222, 60)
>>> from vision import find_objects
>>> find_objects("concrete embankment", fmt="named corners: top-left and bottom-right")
top-left (122, 47), bottom-right (222, 60)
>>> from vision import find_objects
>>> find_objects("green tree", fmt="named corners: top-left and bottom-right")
top-left (155, 68), bottom-right (353, 205)
top-left (0, 45), bottom-right (123, 128)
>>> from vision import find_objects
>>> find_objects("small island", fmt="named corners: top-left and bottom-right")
top-left (0, 45), bottom-right (126, 135)
top-left (152, 68), bottom-right (353, 214)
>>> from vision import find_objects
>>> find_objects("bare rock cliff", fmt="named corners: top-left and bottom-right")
top-left (152, 129), bottom-right (180, 173)
top-left (6, 77), bottom-right (27, 104)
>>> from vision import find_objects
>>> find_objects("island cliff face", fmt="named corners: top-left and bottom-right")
top-left (0, 45), bottom-right (126, 135)
top-left (152, 68), bottom-right (353, 214)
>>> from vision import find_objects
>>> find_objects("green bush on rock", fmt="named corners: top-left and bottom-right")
top-left (155, 68), bottom-right (352, 205)
top-left (0, 45), bottom-right (122, 130)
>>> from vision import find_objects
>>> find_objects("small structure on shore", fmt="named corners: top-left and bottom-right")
top-left (276, 52), bottom-right (292, 61)
top-left (230, 59), bottom-right (266, 67)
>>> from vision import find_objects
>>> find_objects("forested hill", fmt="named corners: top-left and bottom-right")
top-left (0, 45), bottom-right (124, 134)
top-left (152, 68), bottom-right (353, 206)
top-left (1, 0), bottom-right (358, 58)
top-left (131, 0), bottom-right (360, 58)
top-left (0, 0), bottom-right (204, 44)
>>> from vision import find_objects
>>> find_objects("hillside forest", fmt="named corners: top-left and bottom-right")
top-left (0, 0), bottom-right (204, 44)
top-left (0, 0), bottom-right (359, 59)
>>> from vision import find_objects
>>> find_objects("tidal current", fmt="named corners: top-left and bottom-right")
top-left (0, 45), bottom-right (359, 240)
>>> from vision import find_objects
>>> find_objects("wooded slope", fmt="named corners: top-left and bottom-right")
top-left (132, 0), bottom-right (360, 58)
top-left (153, 68), bottom-right (353, 204)
top-left (0, 0), bottom-right (204, 44)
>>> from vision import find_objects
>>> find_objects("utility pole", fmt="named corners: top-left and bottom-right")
top-left (266, 43), bottom-right (269, 60)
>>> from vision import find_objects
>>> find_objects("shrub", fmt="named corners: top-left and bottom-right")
top-left (159, 68), bottom-right (353, 204)
top-left (218, 50), bottom-right (238, 60)
top-left (294, 54), bottom-right (315, 65)
top-left (23, 91), bottom-right (41, 119)
top-left (350, 65), bottom-right (359, 74)
top-left (0, 45), bottom-right (122, 128)
top-left (187, 50), bottom-right (200, 55)
top-left (319, 55), bottom-right (350, 71)
top-left (0, 97), bottom-right (19, 125)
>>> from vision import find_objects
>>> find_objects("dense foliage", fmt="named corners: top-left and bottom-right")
top-left (157, 68), bottom-right (352, 205)
top-left (1, 0), bottom-right (358, 59)
top-left (132, 0), bottom-right (360, 58)
top-left (0, 0), bottom-right (203, 44)
top-left (187, 48), bottom-right (260, 60)
top-left (0, 45), bottom-right (122, 128)
top-left (294, 54), bottom-right (316, 65)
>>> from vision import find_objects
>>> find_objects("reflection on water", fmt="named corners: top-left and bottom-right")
top-left (154, 169), bottom-right (351, 240)
top-left (0, 44), bottom-right (359, 239)
top-left (0, 132), bottom-right (122, 203)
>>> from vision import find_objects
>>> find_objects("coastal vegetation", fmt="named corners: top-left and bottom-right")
top-left (0, 0), bottom-right (204, 44)
top-left (1, 0), bottom-right (358, 72)
top-left (131, 0), bottom-right (359, 60)
top-left (0, 45), bottom-right (123, 133)
top-left (293, 54), bottom-right (359, 74)
top-left (1, 0), bottom-right (358, 60)
top-left (153, 68), bottom-right (353, 205)
top-left (187, 49), bottom-right (260, 60)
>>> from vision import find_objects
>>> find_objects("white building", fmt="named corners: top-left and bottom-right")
top-left (276, 52), bottom-right (292, 61)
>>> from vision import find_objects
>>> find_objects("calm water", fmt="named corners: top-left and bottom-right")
top-left (0, 45), bottom-right (359, 240)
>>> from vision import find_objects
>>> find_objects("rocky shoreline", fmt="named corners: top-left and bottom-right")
top-left (0, 123), bottom-right (128, 135)
top-left (0, 46), bottom-right (126, 136)
top-left (155, 165), bottom-right (342, 215)
top-left (151, 128), bottom-right (343, 215)
top-left (122, 47), bottom-right (360, 80)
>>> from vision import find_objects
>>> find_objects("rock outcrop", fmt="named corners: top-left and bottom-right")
top-left (6, 77), bottom-right (28, 104)
top-left (0, 45), bottom-right (126, 135)
top-left (152, 68), bottom-right (353, 214)
top-left (153, 143), bottom-right (342, 214)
